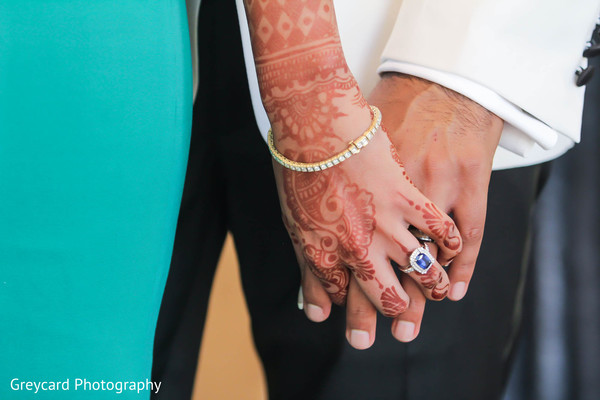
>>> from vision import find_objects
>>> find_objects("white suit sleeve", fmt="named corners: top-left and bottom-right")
top-left (378, 0), bottom-right (600, 168)
top-left (233, 0), bottom-right (599, 169)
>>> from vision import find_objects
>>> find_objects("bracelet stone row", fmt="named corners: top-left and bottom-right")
top-left (267, 105), bottom-right (382, 172)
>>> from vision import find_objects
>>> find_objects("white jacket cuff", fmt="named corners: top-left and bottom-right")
top-left (380, 0), bottom-right (600, 145)
top-left (377, 61), bottom-right (559, 156)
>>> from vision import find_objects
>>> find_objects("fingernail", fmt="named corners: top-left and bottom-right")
top-left (394, 321), bottom-right (415, 342)
top-left (449, 282), bottom-right (466, 300)
top-left (305, 304), bottom-right (326, 322)
top-left (349, 330), bottom-right (371, 350)
top-left (297, 287), bottom-right (304, 310)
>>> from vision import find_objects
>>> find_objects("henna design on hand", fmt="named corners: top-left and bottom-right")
top-left (245, 0), bottom-right (365, 145)
top-left (431, 282), bottom-right (449, 300)
top-left (246, 1), bottom-right (419, 310)
top-left (390, 144), bottom-right (403, 168)
top-left (380, 286), bottom-right (408, 317)
top-left (392, 235), bottom-right (412, 257)
top-left (418, 267), bottom-right (449, 300)
top-left (390, 144), bottom-right (415, 186)
top-left (397, 193), bottom-right (461, 252)
top-left (245, 0), bottom-right (338, 58)
top-left (283, 154), bottom-right (382, 301)
top-left (420, 203), bottom-right (461, 251)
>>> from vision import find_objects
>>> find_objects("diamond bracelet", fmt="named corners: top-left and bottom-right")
top-left (267, 105), bottom-right (381, 172)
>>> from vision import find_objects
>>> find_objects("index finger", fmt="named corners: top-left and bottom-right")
top-left (347, 255), bottom-right (410, 318)
top-left (398, 188), bottom-right (463, 264)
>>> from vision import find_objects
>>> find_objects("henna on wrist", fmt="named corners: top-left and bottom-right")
top-left (244, 0), bottom-right (367, 147)
top-left (245, 1), bottom-right (432, 313)
top-left (244, 0), bottom-right (378, 303)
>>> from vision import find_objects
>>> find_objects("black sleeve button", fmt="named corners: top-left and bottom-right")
top-left (576, 66), bottom-right (595, 87)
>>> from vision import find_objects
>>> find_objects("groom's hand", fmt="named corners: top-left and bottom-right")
top-left (364, 73), bottom-right (503, 340)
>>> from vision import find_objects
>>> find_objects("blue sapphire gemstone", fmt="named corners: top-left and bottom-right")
top-left (415, 253), bottom-right (432, 272)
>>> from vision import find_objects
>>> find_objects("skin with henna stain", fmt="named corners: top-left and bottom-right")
top-left (244, 0), bottom-right (462, 320)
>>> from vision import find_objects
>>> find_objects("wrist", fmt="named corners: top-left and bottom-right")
top-left (256, 41), bottom-right (348, 95)
top-left (263, 61), bottom-right (371, 151)
top-left (373, 73), bottom-right (501, 132)
top-left (268, 105), bottom-right (382, 171)
top-left (272, 98), bottom-right (373, 157)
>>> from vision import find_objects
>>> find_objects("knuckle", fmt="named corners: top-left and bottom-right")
top-left (380, 286), bottom-right (409, 317)
top-left (304, 257), bottom-right (320, 273)
top-left (330, 290), bottom-right (347, 306)
top-left (463, 226), bottom-right (484, 242)
top-left (301, 279), bottom-right (322, 299)
top-left (382, 307), bottom-right (404, 318)
top-left (431, 283), bottom-right (450, 301)
top-left (381, 301), bottom-right (408, 318)
top-left (349, 304), bottom-right (373, 318)
top-left (446, 246), bottom-right (462, 259)
top-left (453, 260), bottom-right (476, 276)
top-left (409, 295), bottom-right (426, 309)
top-left (459, 158), bottom-right (485, 176)
top-left (444, 248), bottom-right (463, 265)
top-left (438, 220), bottom-right (462, 253)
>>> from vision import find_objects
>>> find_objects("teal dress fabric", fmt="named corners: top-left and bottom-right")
top-left (0, 1), bottom-right (192, 398)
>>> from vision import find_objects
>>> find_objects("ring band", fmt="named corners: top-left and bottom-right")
top-left (408, 225), bottom-right (434, 243)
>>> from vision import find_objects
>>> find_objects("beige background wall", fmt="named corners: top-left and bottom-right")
top-left (193, 235), bottom-right (267, 400)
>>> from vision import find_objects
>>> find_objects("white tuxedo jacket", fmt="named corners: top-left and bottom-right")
top-left (186, 0), bottom-right (600, 170)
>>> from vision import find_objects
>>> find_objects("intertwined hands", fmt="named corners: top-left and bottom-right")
top-left (244, 0), bottom-right (500, 349)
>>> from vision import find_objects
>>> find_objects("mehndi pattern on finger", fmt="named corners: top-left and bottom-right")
top-left (380, 286), bottom-right (408, 317)
top-left (397, 193), bottom-right (461, 252)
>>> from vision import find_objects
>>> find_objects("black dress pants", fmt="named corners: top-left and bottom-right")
top-left (151, 0), bottom-right (549, 399)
